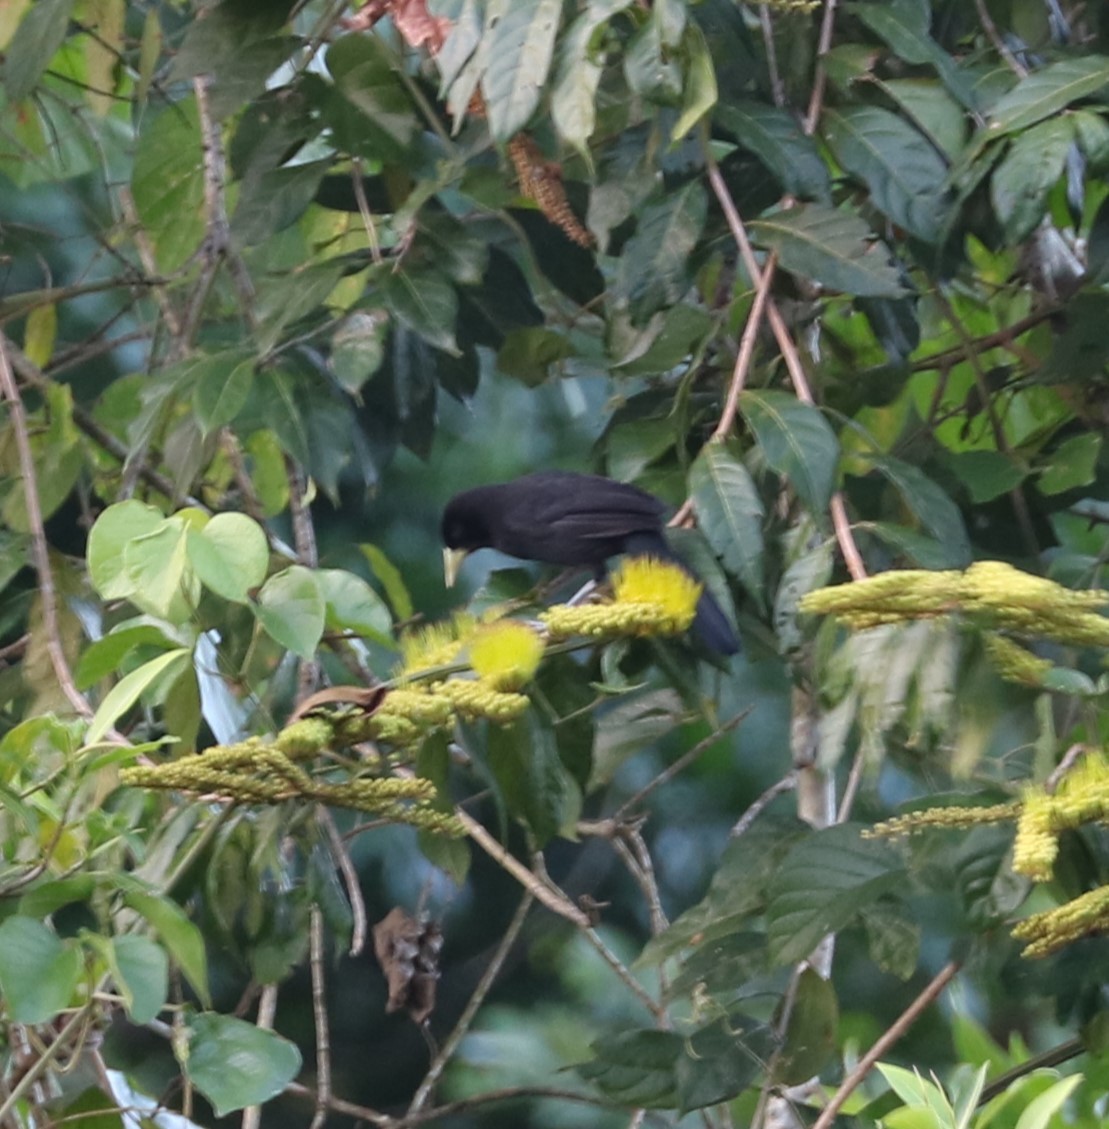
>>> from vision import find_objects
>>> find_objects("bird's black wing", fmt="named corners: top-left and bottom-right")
top-left (501, 472), bottom-right (666, 544)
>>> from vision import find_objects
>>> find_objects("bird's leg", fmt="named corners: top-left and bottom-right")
top-left (566, 578), bottom-right (598, 606)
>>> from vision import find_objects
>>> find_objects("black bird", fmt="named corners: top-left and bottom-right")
top-left (441, 471), bottom-right (739, 655)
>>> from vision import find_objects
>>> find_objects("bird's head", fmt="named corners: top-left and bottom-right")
top-left (440, 491), bottom-right (494, 587)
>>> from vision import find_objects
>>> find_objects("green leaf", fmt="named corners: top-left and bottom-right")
top-left (0, 917), bottom-right (82, 1023)
top-left (86, 500), bottom-right (166, 601)
top-left (19, 875), bottom-right (96, 918)
top-left (359, 543), bottom-right (413, 621)
top-left (860, 900), bottom-right (922, 980)
top-left (613, 182), bottom-right (707, 324)
top-left (990, 116), bottom-right (1074, 242)
top-left (677, 1016), bottom-right (775, 1113)
top-left (186, 512), bottom-right (269, 604)
top-left (192, 353), bottom-right (255, 436)
top-left (186, 1012), bottom-right (302, 1117)
top-left (577, 1029), bottom-right (682, 1107)
top-left (481, 0), bottom-right (562, 141)
top-left (1012, 1074), bottom-right (1084, 1129)
top-left (122, 514), bottom-right (201, 622)
top-left (1038, 433), bottom-right (1101, 496)
top-left (3, 0), bottom-right (74, 100)
top-left (123, 890), bottom-right (210, 1006)
top-left (671, 24), bottom-right (717, 141)
top-left (109, 935), bottom-right (169, 1025)
top-left (739, 390), bottom-right (839, 515)
top-left (715, 101), bottom-right (830, 201)
top-left (131, 99), bottom-right (204, 273)
top-left (253, 565), bottom-right (326, 659)
top-left (750, 204), bottom-right (907, 298)
top-left (985, 55), bottom-right (1109, 138)
top-left (766, 823), bottom-right (905, 965)
top-left (947, 450), bottom-right (1027, 504)
top-left (87, 648), bottom-right (192, 743)
top-left (775, 968), bottom-right (838, 1085)
top-left (869, 455), bottom-right (972, 566)
top-left (316, 568), bottom-right (394, 646)
top-left (332, 311), bottom-right (389, 394)
top-left (689, 443), bottom-right (766, 608)
top-left (76, 620), bottom-right (186, 689)
top-left (380, 265), bottom-right (459, 354)
top-left (823, 106), bottom-right (950, 243)
top-left (551, 0), bottom-right (632, 154)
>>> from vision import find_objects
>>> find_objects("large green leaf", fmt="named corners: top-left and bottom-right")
top-left (577, 1029), bottom-right (682, 1107)
top-left (715, 101), bottom-right (830, 201)
top-left (985, 55), bottom-right (1109, 138)
top-left (123, 888), bottom-right (210, 1006)
top-left (191, 352), bottom-right (255, 436)
top-left (750, 205), bottom-right (907, 297)
top-left (824, 106), bottom-right (949, 243)
top-left (253, 565), bottom-right (326, 659)
top-left (688, 443), bottom-right (766, 608)
top-left (186, 1012), bottom-right (302, 1117)
top-left (87, 500), bottom-right (166, 601)
top-left (766, 823), bottom-right (905, 964)
top-left (0, 917), bottom-right (82, 1023)
top-left (481, 0), bottom-right (562, 141)
top-left (739, 390), bottom-right (839, 516)
top-left (316, 568), bottom-right (394, 646)
top-left (87, 647), bottom-right (192, 743)
top-left (186, 512), bottom-right (270, 604)
top-left (990, 116), bottom-right (1074, 242)
top-left (672, 24), bottom-right (717, 141)
top-left (613, 181), bottom-right (707, 323)
top-left (107, 935), bottom-right (169, 1025)
top-left (868, 455), bottom-right (972, 566)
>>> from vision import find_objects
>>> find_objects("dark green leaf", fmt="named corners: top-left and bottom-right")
top-left (0, 917), bottom-right (82, 1023)
top-left (689, 443), bottom-right (766, 608)
top-left (774, 968), bottom-right (838, 1085)
top-left (869, 455), bottom-right (972, 566)
top-left (985, 56), bottom-right (1109, 138)
top-left (824, 106), bottom-right (949, 242)
top-left (739, 390), bottom-right (839, 515)
top-left (859, 900), bottom-right (921, 980)
top-left (613, 182), bottom-right (707, 324)
top-left (990, 117), bottom-right (1074, 242)
top-left (716, 102), bottom-right (831, 201)
top-left (1038, 433), bottom-right (1101, 496)
top-left (677, 1016), bottom-right (774, 1113)
top-left (766, 823), bottom-right (905, 965)
top-left (381, 266), bottom-right (459, 355)
top-left (187, 1012), bottom-right (302, 1117)
top-left (122, 891), bottom-right (210, 1006)
top-left (947, 450), bottom-right (1027, 504)
top-left (192, 353), bottom-right (255, 437)
top-left (111, 935), bottom-right (169, 1025)
top-left (232, 159), bottom-right (330, 244)
top-left (19, 875), bottom-right (96, 918)
top-left (750, 205), bottom-right (907, 298)
top-left (577, 1029), bottom-right (682, 1106)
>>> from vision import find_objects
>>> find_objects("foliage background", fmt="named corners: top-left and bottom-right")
top-left (1, 0), bottom-right (1108, 1126)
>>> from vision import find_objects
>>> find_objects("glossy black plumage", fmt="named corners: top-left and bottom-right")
top-left (441, 471), bottom-right (739, 655)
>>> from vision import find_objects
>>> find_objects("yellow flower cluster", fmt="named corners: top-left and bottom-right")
top-left (981, 634), bottom-right (1053, 687)
top-left (1012, 791), bottom-right (1057, 882)
top-left (542, 557), bottom-right (701, 642)
top-left (468, 621), bottom-right (545, 690)
top-left (801, 561), bottom-right (1109, 665)
top-left (398, 614), bottom-right (476, 675)
top-left (121, 739), bottom-right (464, 834)
top-left (1012, 884), bottom-right (1109, 957)
top-left (438, 677), bottom-right (529, 722)
top-left (866, 802), bottom-right (1020, 838)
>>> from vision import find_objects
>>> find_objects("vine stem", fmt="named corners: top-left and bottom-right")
top-left (0, 336), bottom-right (92, 719)
top-left (810, 960), bottom-right (961, 1129)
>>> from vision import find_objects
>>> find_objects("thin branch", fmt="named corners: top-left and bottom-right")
top-left (407, 891), bottom-right (534, 1116)
top-left (454, 808), bottom-right (590, 927)
top-left (614, 709), bottom-right (751, 819)
top-left (0, 1005), bottom-right (94, 1124)
top-left (908, 309), bottom-right (1054, 373)
top-left (308, 907), bottom-right (332, 1129)
top-left (0, 336), bottom-right (91, 719)
top-left (810, 961), bottom-right (961, 1129)
top-left (731, 771), bottom-right (798, 838)
top-left (803, 0), bottom-right (840, 135)
top-left (758, 6), bottom-right (786, 108)
top-left (975, 0), bottom-right (1029, 77)
top-left (242, 984), bottom-right (279, 1129)
top-left (318, 808), bottom-right (367, 955)
top-left (976, 1037), bottom-right (1085, 1106)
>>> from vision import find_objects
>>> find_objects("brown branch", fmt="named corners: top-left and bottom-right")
top-left (0, 336), bottom-right (91, 719)
top-left (731, 771), bottom-right (798, 838)
top-left (319, 808), bottom-right (368, 955)
top-left (308, 907), bottom-right (331, 1129)
top-left (803, 0), bottom-right (840, 135)
top-left (810, 961), bottom-right (961, 1129)
top-left (908, 309), bottom-right (1054, 374)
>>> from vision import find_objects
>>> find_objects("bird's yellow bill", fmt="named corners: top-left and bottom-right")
top-left (443, 547), bottom-right (468, 588)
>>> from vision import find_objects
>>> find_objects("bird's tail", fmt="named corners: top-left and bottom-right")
top-left (622, 533), bottom-right (740, 656)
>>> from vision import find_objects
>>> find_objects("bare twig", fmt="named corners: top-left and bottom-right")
top-left (308, 907), bottom-right (331, 1129)
top-left (0, 336), bottom-right (91, 719)
top-left (318, 808), bottom-right (368, 955)
top-left (454, 809), bottom-right (590, 927)
top-left (614, 709), bottom-right (751, 819)
top-left (731, 771), bottom-right (798, 838)
top-left (1045, 743), bottom-right (1088, 793)
top-left (351, 157), bottom-right (384, 265)
top-left (810, 961), bottom-right (961, 1129)
top-left (241, 984), bottom-right (279, 1129)
top-left (975, 0), bottom-right (1028, 77)
top-left (407, 891), bottom-right (534, 1116)
top-left (803, 0), bottom-right (840, 134)
top-left (0, 1006), bottom-right (94, 1123)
